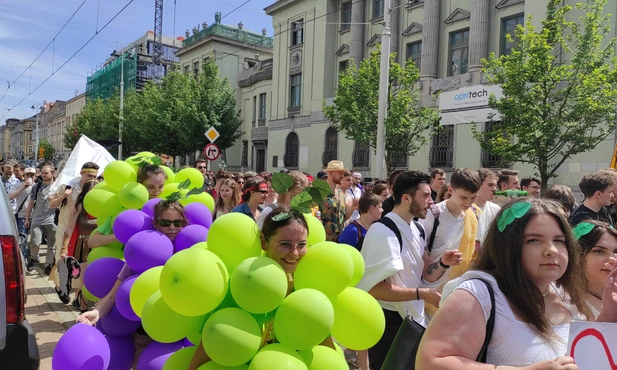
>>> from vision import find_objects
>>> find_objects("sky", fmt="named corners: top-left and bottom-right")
top-left (0, 0), bottom-right (275, 122)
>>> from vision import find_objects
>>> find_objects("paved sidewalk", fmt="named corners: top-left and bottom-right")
top-left (25, 264), bottom-right (80, 370)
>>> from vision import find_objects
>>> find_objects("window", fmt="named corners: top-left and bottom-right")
top-left (183, 65), bottom-right (190, 74)
top-left (406, 41), bottom-right (422, 70)
top-left (390, 151), bottom-right (408, 168)
top-left (292, 20), bottom-right (303, 46)
top-left (259, 93), bottom-right (267, 120)
top-left (241, 140), bottom-right (248, 167)
top-left (322, 127), bottom-right (338, 166)
top-left (429, 125), bottom-right (454, 168)
top-left (193, 61), bottom-right (200, 77)
top-left (481, 122), bottom-right (513, 168)
top-left (449, 29), bottom-right (469, 76)
top-left (409, 0), bottom-right (424, 4)
top-left (501, 14), bottom-right (524, 56)
top-left (290, 74), bottom-right (302, 107)
top-left (338, 60), bottom-right (348, 79)
top-left (28, 145), bottom-right (33, 154)
top-left (28, 133), bottom-right (32, 141)
top-left (352, 141), bottom-right (370, 168)
top-left (341, 1), bottom-right (351, 30)
top-left (373, 0), bottom-right (383, 18)
top-left (252, 96), bottom-right (257, 123)
top-left (284, 132), bottom-right (299, 168)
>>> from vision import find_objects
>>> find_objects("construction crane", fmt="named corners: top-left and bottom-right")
top-left (152, 0), bottom-right (164, 80)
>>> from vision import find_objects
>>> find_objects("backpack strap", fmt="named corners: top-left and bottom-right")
top-left (472, 278), bottom-right (496, 363)
top-left (351, 220), bottom-right (363, 242)
top-left (412, 220), bottom-right (425, 241)
top-left (427, 209), bottom-right (440, 253)
top-left (375, 217), bottom-right (403, 252)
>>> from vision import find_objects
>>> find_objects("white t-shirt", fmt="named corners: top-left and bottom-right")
top-left (356, 213), bottom-right (427, 325)
top-left (476, 201), bottom-right (500, 244)
top-left (419, 200), bottom-right (464, 259)
top-left (256, 202), bottom-right (277, 229)
top-left (346, 187), bottom-right (362, 221)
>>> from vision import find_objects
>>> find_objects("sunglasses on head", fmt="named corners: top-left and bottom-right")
top-left (157, 219), bottom-right (186, 227)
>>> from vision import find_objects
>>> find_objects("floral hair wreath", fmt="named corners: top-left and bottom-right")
top-left (497, 202), bottom-right (532, 232)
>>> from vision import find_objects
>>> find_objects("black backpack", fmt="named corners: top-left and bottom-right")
top-left (355, 217), bottom-right (425, 252)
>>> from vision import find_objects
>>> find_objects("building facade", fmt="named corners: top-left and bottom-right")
top-left (6, 117), bottom-right (35, 160)
top-left (0, 125), bottom-right (9, 161)
top-left (41, 100), bottom-right (68, 160)
top-left (64, 93), bottom-right (86, 158)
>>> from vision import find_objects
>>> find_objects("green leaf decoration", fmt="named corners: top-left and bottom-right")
top-left (290, 190), bottom-right (314, 214)
top-left (307, 187), bottom-right (325, 207)
top-left (177, 179), bottom-right (192, 190)
top-left (497, 201), bottom-right (532, 232)
top-left (572, 222), bottom-right (595, 240)
top-left (311, 179), bottom-right (331, 198)
top-left (149, 156), bottom-right (163, 166)
top-left (166, 191), bottom-right (183, 203)
top-left (186, 188), bottom-right (203, 197)
top-left (271, 172), bottom-right (294, 194)
top-left (511, 202), bottom-right (532, 218)
top-left (271, 212), bottom-right (292, 222)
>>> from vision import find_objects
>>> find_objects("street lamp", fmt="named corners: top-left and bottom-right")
top-left (111, 41), bottom-right (134, 160)
top-left (31, 103), bottom-right (42, 162)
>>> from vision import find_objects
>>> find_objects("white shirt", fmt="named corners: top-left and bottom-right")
top-left (419, 200), bottom-right (464, 259)
top-left (346, 187), bottom-right (362, 221)
top-left (476, 201), bottom-right (500, 244)
top-left (357, 212), bottom-right (427, 325)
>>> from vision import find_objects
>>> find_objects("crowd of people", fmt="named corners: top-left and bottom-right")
top-left (2, 156), bottom-right (617, 369)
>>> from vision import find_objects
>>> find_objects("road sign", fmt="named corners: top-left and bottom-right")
top-left (204, 143), bottom-right (220, 161)
top-left (205, 127), bottom-right (220, 143)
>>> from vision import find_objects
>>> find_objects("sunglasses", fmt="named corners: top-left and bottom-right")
top-left (197, 166), bottom-right (207, 170)
top-left (157, 219), bottom-right (186, 227)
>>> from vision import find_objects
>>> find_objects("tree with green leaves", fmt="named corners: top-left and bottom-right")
top-left (323, 47), bottom-right (440, 174)
top-left (38, 138), bottom-right (55, 160)
top-left (474, 0), bottom-right (617, 192)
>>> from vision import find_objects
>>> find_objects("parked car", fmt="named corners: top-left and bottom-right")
top-left (0, 189), bottom-right (39, 369)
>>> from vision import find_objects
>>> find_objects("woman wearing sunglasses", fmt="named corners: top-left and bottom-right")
top-left (231, 176), bottom-right (268, 221)
top-left (189, 206), bottom-right (334, 369)
top-left (76, 200), bottom-right (187, 367)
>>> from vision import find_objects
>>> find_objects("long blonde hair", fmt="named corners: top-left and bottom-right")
top-left (276, 171), bottom-right (309, 205)
top-left (215, 178), bottom-right (240, 211)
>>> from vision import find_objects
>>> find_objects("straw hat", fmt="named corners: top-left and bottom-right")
top-left (324, 160), bottom-right (347, 172)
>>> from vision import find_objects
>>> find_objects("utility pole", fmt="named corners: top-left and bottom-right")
top-left (118, 53), bottom-right (124, 160)
top-left (374, 0), bottom-right (391, 179)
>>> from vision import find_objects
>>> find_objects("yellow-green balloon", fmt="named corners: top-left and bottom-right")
top-left (160, 248), bottom-right (229, 316)
top-left (88, 244), bottom-right (124, 263)
top-left (293, 242), bottom-right (354, 298)
top-left (82, 285), bottom-right (98, 302)
top-left (202, 308), bottom-right (261, 367)
top-left (330, 287), bottom-right (385, 350)
top-left (159, 183), bottom-right (180, 200)
top-left (142, 290), bottom-right (205, 343)
top-left (274, 289), bottom-right (334, 350)
top-left (198, 362), bottom-right (249, 370)
top-left (94, 181), bottom-right (112, 190)
top-left (104, 160), bottom-right (137, 191)
top-left (125, 156), bottom-right (141, 170)
top-left (230, 257), bottom-right (288, 314)
top-left (163, 346), bottom-right (198, 370)
top-left (136, 151), bottom-right (156, 158)
top-left (298, 346), bottom-right (348, 370)
top-left (175, 167), bottom-right (204, 189)
top-left (248, 344), bottom-right (307, 370)
top-left (303, 214), bottom-right (326, 247)
top-left (130, 266), bottom-right (163, 317)
top-left (207, 213), bottom-right (262, 274)
top-left (161, 166), bottom-right (176, 184)
top-left (333, 342), bottom-right (344, 357)
top-left (182, 192), bottom-right (215, 212)
top-left (83, 189), bottom-right (123, 219)
top-left (339, 243), bottom-right (365, 287)
top-left (118, 182), bottom-right (149, 210)
top-left (191, 242), bottom-right (208, 250)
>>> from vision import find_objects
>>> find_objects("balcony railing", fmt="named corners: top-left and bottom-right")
top-left (182, 24), bottom-right (274, 49)
top-left (352, 149), bottom-right (370, 168)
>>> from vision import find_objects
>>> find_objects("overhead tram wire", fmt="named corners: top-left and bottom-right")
top-left (1, 0), bottom-right (135, 122)
top-left (0, 0), bottom-right (89, 106)
top-left (220, 0), bottom-right (255, 21)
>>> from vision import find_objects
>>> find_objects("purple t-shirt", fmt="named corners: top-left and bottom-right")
top-left (117, 263), bottom-right (136, 281)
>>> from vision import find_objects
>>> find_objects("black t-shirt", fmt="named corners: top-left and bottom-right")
top-left (431, 188), bottom-right (437, 201)
top-left (381, 196), bottom-right (396, 217)
top-left (569, 203), bottom-right (613, 226)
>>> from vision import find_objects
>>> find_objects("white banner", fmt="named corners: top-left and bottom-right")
top-left (567, 321), bottom-right (617, 370)
top-left (438, 85), bottom-right (503, 125)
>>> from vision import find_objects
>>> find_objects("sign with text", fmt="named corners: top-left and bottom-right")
top-left (567, 321), bottom-right (617, 370)
top-left (204, 143), bottom-right (220, 161)
top-left (439, 84), bottom-right (503, 125)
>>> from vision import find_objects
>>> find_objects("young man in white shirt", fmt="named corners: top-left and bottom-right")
top-left (357, 170), bottom-right (462, 370)
top-left (474, 168), bottom-right (501, 245)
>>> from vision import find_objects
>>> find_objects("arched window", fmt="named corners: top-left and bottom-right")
top-left (322, 127), bottom-right (338, 167)
top-left (284, 132), bottom-right (299, 168)
top-left (352, 140), bottom-right (370, 168)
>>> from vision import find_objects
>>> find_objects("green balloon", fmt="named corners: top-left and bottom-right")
top-left (158, 182), bottom-right (179, 200)
top-left (83, 189), bottom-right (123, 219)
top-left (198, 362), bottom-right (249, 370)
top-left (333, 342), bottom-right (344, 358)
top-left (175, 167), bottom-right (204, 189)
top-left (339, 243), bottom-right (365, 287)
top-left (104, 160), bottom-right (137, 191)
top-left (142, 290), bottom-right (204, 343)
top-left (182, 192), bottom-right (215, 212)
top-left (202, 308), bottom-right (262, 367)
top-left (118, 182), bottom-right (149, 210)
top-left (248, 344), bottom-right (307, 370)
top-left (207, 213), bottom-right (262, 274)
top-left (293, 242), bottom-right (353, 298)
top-left (303, 214), bottom-right (326, 247)
top-left (274, 289), bottom-right (334, 350)
top-left (125, 156), bottom-right (141, 170)
top-left (161, 165), bottom-right (176, 184)
top-left (330, 287), bottom-right (385, 350)
top-left (298, 346), bottom-right (348, 370)
top-left (130, 266), bottom-right (163, 318)
top-left (82, 285), bottom-right (98, 302)
top-left (163, 345), bottom-right (198, 370)
top-left (160, 248), bottom-right (229, 317)
top-left (230, 257), bottom-right (288, 314)
top-left (88, 245), bottom-right (124, 263)
top-left (136, 151), bottom-right (157, 158)
top-left (192, 242), bottom-right (208, 250)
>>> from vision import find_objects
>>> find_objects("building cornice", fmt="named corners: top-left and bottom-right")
top-left (496, 0), bottom-right (525, 9)
top-left (264, 0), bottom-right (307, 15)
top-left (444, 8), bottom-right (471, 25)
top-left (177, 34), bottom-right (272, 57)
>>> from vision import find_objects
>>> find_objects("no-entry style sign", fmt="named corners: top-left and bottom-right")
top-left (204, 143), bottom-right (220, 161)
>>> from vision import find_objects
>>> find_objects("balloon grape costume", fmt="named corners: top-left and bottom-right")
top-left (52, 153), bottom-right (385, 370)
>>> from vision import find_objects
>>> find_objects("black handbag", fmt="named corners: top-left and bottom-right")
top-left (381, 278), bottom-right (496, 370)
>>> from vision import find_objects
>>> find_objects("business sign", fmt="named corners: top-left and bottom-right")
top-left (567, 321), bottom-right (617, 369)
top-left (439, 85), bottom-right (503, 125)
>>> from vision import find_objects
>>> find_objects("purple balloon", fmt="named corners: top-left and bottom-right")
top-left (52, 323), bottom-right (110, 370)
top-left (83, 257), bottom-right (125, 299)
top-left (116, 275), bottom-right (140, 321)
top-left (182, 337), bottom-right (194, 347)
top-left (142, 198), bottom-right (162, 218)
top-left (105, 334), bottom-right (134, 370)
top-left (173, 225), bottom-right (209, 253)
top-left (136, 340), bottom-right (183, 370)
top-left (113, 209), bottom-right (155, 244)
top-left (124, 230), bottom-right (174, 273)
top-left (100, 305), bottom-right (142, 337)
top-left (184, 202), bottom-right (213, 229)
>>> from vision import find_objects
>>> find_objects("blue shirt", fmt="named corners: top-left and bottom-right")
top-left (338, 221), bottom-right (367, 249)
top-left (231, 203), bottom-right (262, 221)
